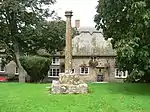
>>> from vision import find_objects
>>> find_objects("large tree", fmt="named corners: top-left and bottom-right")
top-left (21, 20), bottom-right (66, 55)
top-left (95, 0), bottom-right (150, 82)
top-left (0, 0), bottom-right (66, 82)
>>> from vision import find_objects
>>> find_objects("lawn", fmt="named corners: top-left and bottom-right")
top-left (0, 83), bottom-right (150, 112)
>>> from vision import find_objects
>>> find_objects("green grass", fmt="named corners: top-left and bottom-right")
top-left (0, 83), bottom-right (150, 112)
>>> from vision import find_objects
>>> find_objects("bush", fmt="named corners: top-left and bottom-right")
top-left (20, 56), bottom-right (51, 83)
top-left (125, 69), bottom-right (150, 83)
top-left (8, 75), bottom-right (19, 82)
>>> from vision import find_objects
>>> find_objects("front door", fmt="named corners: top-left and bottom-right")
top-left (96, 68), bottom-right (105, 82)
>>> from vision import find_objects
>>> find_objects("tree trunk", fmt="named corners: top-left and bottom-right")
top-left (14, 52), bottom-right (27, 83)
top-left (13, 41), bottom-right (27, 83)
top-left (6, 10), bottom-right (27, 83)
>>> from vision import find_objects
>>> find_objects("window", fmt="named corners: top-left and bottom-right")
top-left (0, 58), bottom-right (5, 72)
top-left (15, 67), bottom-right (19, 75)
top-left (80, 67), bottom-right (89, 74)
top-left (115, 68), bottom-right (128, 78)
top-left (91, 57), bottom-right (97, 61)
top-left (72, 69), bottom-right (75, 73)
top-left (0, 65), bottom-right (5, 72)
top-left (52, 57), bottom-right (60, 65)
top-left (48, 68), bottom-right (60, 77)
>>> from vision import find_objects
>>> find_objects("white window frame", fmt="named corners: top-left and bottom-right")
top-left (72, 69), bottom-right (75, 73)
top-left (15, 67), bottom-right (19, 75)
top-left (0, 65), bottom-right (5, 72)
top-left (48, 68), bottom-right (60, 77)
top-left (115, 68), bottom-right (128, 78)
top-left (0, 58), bottom-right (5, 72)
top-left (51, 57), bottom-right (60, 65)
top-left (80, 67), bottom-right (89, 74)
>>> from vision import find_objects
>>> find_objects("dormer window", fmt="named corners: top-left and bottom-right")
top-left (52, 57), bottom-right (60, 65)
top-left (91, 57), bottom-right (96, 60)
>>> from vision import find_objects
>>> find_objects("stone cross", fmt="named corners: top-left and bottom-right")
top-left (65, 11), bottom-right (73, 73)
top-left (51, 11), bottom-right (88, 94)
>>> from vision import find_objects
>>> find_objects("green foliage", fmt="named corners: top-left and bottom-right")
top-left (0, 0), bottom-right (66, 82)
top-left (0, 0), bottom-right (66, 55)
top-left (21, 20), bottom-right (66, 54)
top-left (95, 0), bottom-right (150, 82)
top-left (20, 56), bottom-right (51, 82)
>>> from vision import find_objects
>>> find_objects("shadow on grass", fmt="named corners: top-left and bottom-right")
top-left (89, 83), bottom-right (150, 96)
top-left (106, 83), bottom-right (150, 96)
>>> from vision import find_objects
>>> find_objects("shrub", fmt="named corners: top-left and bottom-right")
top-left (20, 56), bottom-right (51, 83)
top-left (8, 75), bottom-right (18, 82)
top-left (125, 69), bottom-right (150, 83)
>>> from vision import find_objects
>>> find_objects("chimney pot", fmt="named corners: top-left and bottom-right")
top-left (75, 20), bottom-right (80, 28)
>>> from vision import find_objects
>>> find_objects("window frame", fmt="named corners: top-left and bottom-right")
top-left (0, 65), bottom-right (5, 72)
top-left (51, 57), bottom-right (60, 65)
top-left (15, 67), bottom-right (19, 75)
top-left (48, 68), bottom-right (60, 77)
top-left (72, 69), bottom-right (75, 73)
top-left (80, 67), bottom-right (89, 74)
top-left (115, 68), bottom-right (128, 78)
top-left (0, 58), bottom-right (5, 72)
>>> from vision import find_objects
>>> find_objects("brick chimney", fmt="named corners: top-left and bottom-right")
top-left (75, 20), bottom-right (80, 28)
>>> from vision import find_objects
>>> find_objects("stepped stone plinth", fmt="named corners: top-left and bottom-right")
top-left (51, 73), bottom-right (88, 94)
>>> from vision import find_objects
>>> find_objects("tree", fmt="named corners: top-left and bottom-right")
top-left (0, 0), bottom-right (64, 82)
top-left (21, 20), bottom-right (66, 55)
top-left (20, 56), bottom-right (51, 83)
top-left (95, 0), bottom-right (150, 82)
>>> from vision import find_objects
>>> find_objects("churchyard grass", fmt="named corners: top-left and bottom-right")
top-left (0, 83), bottom-right (150, 112)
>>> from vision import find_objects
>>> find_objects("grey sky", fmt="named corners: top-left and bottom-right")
top-left (52, 0), bottom-right (98, 27)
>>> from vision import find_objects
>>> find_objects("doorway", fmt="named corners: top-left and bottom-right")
top-left (96, 68), bottom-right (105, 82)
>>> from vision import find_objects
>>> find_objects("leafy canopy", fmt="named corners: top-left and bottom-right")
top-left (0, 0), bottom-right (66, 82)
top-left (0, 0), bottom-right (66, 55)
top-left (95, 0), bottom-right (150, 82)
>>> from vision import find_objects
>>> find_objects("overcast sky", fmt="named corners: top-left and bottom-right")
top-left (52, 0), bottom-right (98, 27)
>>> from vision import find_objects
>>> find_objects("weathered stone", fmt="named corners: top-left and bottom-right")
top-left (51, 11), bottom-right (88, 94)
top-left (51, 80), bottom-right (60, 94)
top-left (78, 83), bottom-right (88, 94)
top-left (59, 73), bottom-right (80, 85)
top-left (51, 79), bottom-right (88, 94)
top-left (68, 85), bottom-right (78, 93)
top-left (65, 11), bottom-right (73, 73)
top-left (60, 84), bottom-right (69, 94)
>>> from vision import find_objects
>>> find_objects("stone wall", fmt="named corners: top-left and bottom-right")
top-left (51, 73), bottom-right (88, 94)
top-left (56, 56), bottom-right (123, 82)
top-left (47, 56), bottom-right (125, 83)
top-left (5, 61), bottom-right (17, 76)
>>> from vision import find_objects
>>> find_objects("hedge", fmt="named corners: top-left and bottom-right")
top-left (20, 56), bottom-right (51, 82)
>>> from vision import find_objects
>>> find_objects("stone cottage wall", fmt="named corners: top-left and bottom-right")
top-left (72, 57), bottom-right (97, 82)
top-left (57, 56), bottom-right (123, 82)
top-left (5, 61), bottom-right (17, 77)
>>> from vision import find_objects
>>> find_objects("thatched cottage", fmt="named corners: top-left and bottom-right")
top-left (0, 21), bottom-right (128, 82)
top-left (48, 20), bottom-right (128, 82)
